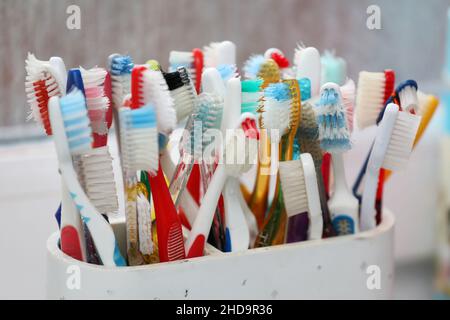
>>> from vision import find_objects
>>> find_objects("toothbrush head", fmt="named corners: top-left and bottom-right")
top-left (119, 105), bottom-right (159, 174)
top-left (163, 66), bottom-right (197, 123)
top-left (297, 102), bottom-right (323, 168)
top-left (130, 65), bottom-right (149, 109)
top-left (143, 69), bottom-right (177, 135)
top-left (25, 53), bottom-right (63, 135)
top-left (279, 159), bottom-right (308, 217)
top-left (258, 59), bottom-right (281, 89)
top-left (283, 79), bottom-right (302, 135)
top-left (316, 82), bottom-right (351, 153)
top-left (355, 70), bottom-right (395, 129)
top-left (396, 80), bottom-right (419, 113)
top-left (108, 54), bottom-right (133, 109)
top-left (80, 67), bottom-right (109, 137)
top-left (243, 55), bottom-right (265, 79)
top-left (261, 82), bottom-right (292, 142)
top-left (146, 59), bottom-right (161, 71)
top-left (269, 51), bottom-right (290, 69)
top-left (382, 103), bottom-right (421, 171)
top-left (59, 89), bottom-right (93, 155)
top-left (241, 79), bottom-right (263, 115)
top-left (294, 46), bottom-right (321, 96)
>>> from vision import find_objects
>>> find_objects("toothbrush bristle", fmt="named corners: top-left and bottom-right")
top-left (131, 65), bottom-right (149, 109)
top-left (143, 69), bottom-right (177, 134)
top-left (279, 160), bottom-right (308, 216)
top-left (243, 55), bottom-right (265, 79)
top-left (203, 42), bottom-right (221, 68)
top-left (169, 51), bottom-right (198, 88)
top-left (258, 59), bottom-right (281, 88)
top-left (217, 64), bottom-right (238, 82)
top-left (108, 54), bottom-right (133, 109)
top-left (81, 67), bottom-right (109, 135)
top-left (283, 79), bottom-right (302, 133)
top-left (78, 147), bottom-right (118, 214)
top-left (316, 83), bottom-right (351, 153)
top-left (241, 79), bottom-right (263, 115)
top-left (355, 71), bottom-right (387, 129)
top-left (262, 82), bottom-right (292, 141)
top-left (382, 111), bottom-right (421, 171)
top-left (164, 67), bottom-right (197, 123)
top-left (397, 80), bottom-right (418, 113)
top-left (25, 53), bottom-right (62, 135)
top-left (167, 224), bottom-right (186, 261)
top-left (119, 105), bottom-right (159, 173)
top-left (59, 89), bottom-right (93, 154)
top-left (270, 52), bottom-right (290, 68)
top-left (297, 102), bottom-right (323, 167)
top-left (340, 78), bottom-right (356, 133)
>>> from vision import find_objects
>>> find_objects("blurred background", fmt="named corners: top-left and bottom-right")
top-left (1, 0), bottom-right (449, 299)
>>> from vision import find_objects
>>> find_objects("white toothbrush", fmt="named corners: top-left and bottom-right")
top-left (49, 91), bottom-right (126, 266)
top-left (294, 46), bottom-right (321, 97)
top-left (185, 113), bottom-right (259, 258)
top-left (360, 103), bottom-right (421, 231)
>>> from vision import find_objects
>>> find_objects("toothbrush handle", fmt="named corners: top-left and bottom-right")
top-left (321, 153), bottom-right (331, 199)
top-left (316, 172), bottom-right (336, 238)
top-left (360, 166), bottom-right (379, 231)
top-left (148, 163), bottom-right (185, 262)
top-left (186, 166), bottom-right (227, 258)
top-left (286, 213), bottom-right (309, 243)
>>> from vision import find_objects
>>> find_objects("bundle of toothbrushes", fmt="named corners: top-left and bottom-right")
top-left (25, 40), bottom-right (438, 267)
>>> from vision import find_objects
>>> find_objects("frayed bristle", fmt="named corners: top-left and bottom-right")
top-left (78, 146), bottom-right (118, 214)
top-left (119, 105), bottom-right (159, 173)
top-left (243, 55), bottom-right (265, 79)
top-left (108, 54), bottom-right (133, 109)
top-left (340, 78), bottom-right (356, 133)
top-left (279, 160), bottom-right (308, 216)
top-left (397, 80), bottom-right (418, 113)
top-left (59, 89), bottom-right (93, 155)
top-left (316, 83), bottom-right (351, 153)
top-left (203, 42), bottom-right (221, 68)
top-left (25, 53), bottom-right (63, 135)
top-left (81, 67), bottom-right (109, 135)
top-left (262, 82), bottom-right (291, 141)
top-left (355, 71), bottom-right (386, 129)
top-left (143, 69), bottom-right (177, 134)
top-left (382, 110), bottom-right (421, 171)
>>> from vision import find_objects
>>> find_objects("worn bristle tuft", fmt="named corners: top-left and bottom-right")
top-left (119, 105), bottom-right (159, 173)
top-left (382, 111), bottom-right (421, 171)
top-left (203, 42), bottom-right (221, 68)
top-left (270, 52), bottom-right (290, 68)
top-left (340, 78), bottom-right (356, 133)
top-left (243, 55), bottom-right (265, 79)
top-left (355, 71), bottom-right (387, 129)
top-left (81, 67), bottom-right (109, 135)
top-left (143, 69), bottom-right (177, 134)
top-left (130, 65), bottom-right (149, 109)
top-left (217, 64), bottom-right (238, 82)
top-left (59, 89), bottom-right (93, 154)
top-left (258, 59), bottom-right (281, 89)
top-left (316, 83), bottom-right (351, 153)
top-left (262, 82), bottom-right (291, 141)
top-left (279, 160), bottom-right (308, 216)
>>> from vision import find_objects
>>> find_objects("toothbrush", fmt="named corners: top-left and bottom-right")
top-left (138, 68), bottom-right (186, 262)
top-left (25, 55), bottom-right (88, 261)
top-left (360, 103), bottom-right (421, 231)
top-left (185, 114), bottom-right (259, 258)
top-left (294, 45), bottom-right (321, 97)
top-left (279, 154), bottom-right (323, 242)
top-left (254, 81), bottom-right (297, 247)
top-left (221, 77), bottom-right (253, 252)
top-left (49, 90), bottom-right (126, 266)
top-left (264, 48), bottom-right (291, 78)
top-left (169, 48), bottom-right (204, 93)
top-left (203, 41), bottom-right (237, 68)
top-left (321, 50), bottom-right (347, 86)
top-left (316, 83), bottom-right (358, 235)
top-left (242, 57), bottom-right (280, 230)
top-left (297, 101), bottom-right (335, 238)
